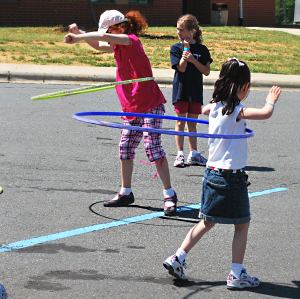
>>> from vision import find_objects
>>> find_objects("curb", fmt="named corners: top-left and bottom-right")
top-left (1, 72), bottom-right (299, 88)
top-left (0, 64), bottom-right (300, 88)
top-left (0, 71), bottom-right (114, 83)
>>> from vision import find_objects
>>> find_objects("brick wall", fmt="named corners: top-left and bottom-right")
top-left (211, 0), bottom-right (275, 26)
top-left (0, 0), bottom-right (91, 26)
top-left (91, 0), bottom-right (183, 26)
top-left (0, 0), bottom-right (276, 27)
top-left (0, 0), bottom-right (182, 27)
top-left (243, 0), bottom-right (275, 26)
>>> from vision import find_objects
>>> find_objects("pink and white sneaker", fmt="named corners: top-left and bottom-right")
top-left (227, 269), bottom-right (260, 290)
top-left (163, 255), bottom-right (187, 280)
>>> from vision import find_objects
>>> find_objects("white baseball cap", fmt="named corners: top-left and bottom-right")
top-left (98, 10), bottom-right (127, 32)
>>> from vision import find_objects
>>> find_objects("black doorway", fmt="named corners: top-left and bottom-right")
top-left (183, 0), bottom-right (211, 24)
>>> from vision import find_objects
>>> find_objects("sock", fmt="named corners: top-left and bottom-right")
top-left (119, 187), bottom-right (132, 196)
top-left (230, 263), bottom-right (244, 278)
top-left (176, 248), bottom-right (187, 264)
top-left (177, 150), bottom-right (184, 156)
top-left (163, 188), bottom-right (175, 198)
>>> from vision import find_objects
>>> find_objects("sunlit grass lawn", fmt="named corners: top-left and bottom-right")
top-left (0, 26), bottom-right (299, 74)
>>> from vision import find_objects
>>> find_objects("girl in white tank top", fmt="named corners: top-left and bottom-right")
top-left (163, 58), bottom-right (281, 289)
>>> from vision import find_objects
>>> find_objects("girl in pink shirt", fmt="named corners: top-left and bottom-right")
top-left (65, 10), bottom-right (178, 215)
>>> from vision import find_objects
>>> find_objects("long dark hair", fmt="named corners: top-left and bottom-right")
top-left (212, 58), bottom-right (251, 115)
top-left (123, 10), bottom-right (148, 36)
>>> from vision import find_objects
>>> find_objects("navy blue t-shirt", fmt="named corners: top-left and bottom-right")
top-left (170, 42), bottom-right (213, 105)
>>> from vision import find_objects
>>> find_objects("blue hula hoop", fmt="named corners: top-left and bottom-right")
top-left (73, 111), bottom-right (254, 139)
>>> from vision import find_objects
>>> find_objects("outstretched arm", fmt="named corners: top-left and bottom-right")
top-left (239, 86), bottom-right (281, 120)
top-left (68, 23), bottom-right (109, 51)
top-left (64, 29), bottom-right (131, 51)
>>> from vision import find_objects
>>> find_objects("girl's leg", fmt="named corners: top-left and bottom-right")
top-left (143, 105), bottom-right (177, 215)
top-left (118, 122), bottom-right (143, 190)
top-left (120, 159), bottom-right (133, 188)
top-left (227, 222), bottom-right (259, 289)
top-left (163, 220), bottom-right (215, 280)
top-left (180, 220), bottom-right (215, 253)
top-left (232, 222), bottom-right (249, 263)
top-left (186, 113), bottom-right (199, 152)
top-left (144, 133), bottom-right (176, 213)
top-left (174, 114), bottom-right (187, 167)
top-left (143, 112), bottom-right (171, 189)
top-left (175, 115), bottom-right (186, 151)
top-left (103, 124), bottom-right (142, 207)
top-left (103, 158), bottom-right (135, 207)
top-left (154, 157), bottom-right (171, 189)
top-left (186, 106), bottom-right (207, 166)
top-left (173, 102), bottom-right (188, 167)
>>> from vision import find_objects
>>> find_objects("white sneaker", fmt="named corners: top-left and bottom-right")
top-left (227, 269), bottom-right (260, 290)
top-left (186, 152), bottom-right (207, 166)
top-left (163, 255), bottom-right (187, 280)
top-left (173, 154), bottom-right (185, 168)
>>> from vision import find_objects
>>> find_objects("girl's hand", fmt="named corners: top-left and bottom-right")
top-left (64, 33), bottom-right (79, 44)
top-left (182, 40), bottom-right (196, 63)
top-left (266, 86), bottom-right (281, 105)
top-left (68, 23), bottom-right (81, 34)
top-left (182, 51), bottom-right (195, 63)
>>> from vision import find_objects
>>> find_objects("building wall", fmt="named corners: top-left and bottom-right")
top-left (211, 0), bottom-right (276, 26)
top-left (0, 0), bottom-right (276, 27)
top-left (243, 0), bottom-right (276, 26)
top-left (0, 0), bottom-right (90, 26)
top-left (0, 0), bottom-right (182, 27)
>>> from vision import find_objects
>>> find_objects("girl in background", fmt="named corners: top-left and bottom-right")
top-left (171, 14), bottom-right (212, 168)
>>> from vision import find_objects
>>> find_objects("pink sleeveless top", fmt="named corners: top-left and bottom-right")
top-left (113, 34), bottom-right (166, 113)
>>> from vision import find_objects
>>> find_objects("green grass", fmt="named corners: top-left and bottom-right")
top-left (0, 26), bottom-right (299, 74)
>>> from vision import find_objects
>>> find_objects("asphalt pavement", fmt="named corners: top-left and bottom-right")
top-left (0, 83), bottom-right (299, 299)
top-left (0, 63), bottom-right (300, 89)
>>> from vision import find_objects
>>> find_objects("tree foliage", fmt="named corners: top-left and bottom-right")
top-left (276, 0), bottom-right (296, 24)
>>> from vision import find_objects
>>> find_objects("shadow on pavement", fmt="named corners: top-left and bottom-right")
top-left (173, 279), bottom-right (300, 299)
top-left (245, 165), bottom-right (275, 172)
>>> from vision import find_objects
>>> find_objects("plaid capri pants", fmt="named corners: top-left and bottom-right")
top-left (119, 104), bottom-right (166, 162)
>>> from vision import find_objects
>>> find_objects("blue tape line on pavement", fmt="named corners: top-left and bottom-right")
top-left (0, 187), bottom-right (288, 253)
top-left (248, 187), bottom-right (288, 198)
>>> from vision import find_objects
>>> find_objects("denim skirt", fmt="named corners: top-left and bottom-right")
top-left (199, 168), bottom-right (251, 224)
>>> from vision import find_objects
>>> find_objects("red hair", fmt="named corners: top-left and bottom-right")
top-left (124, 10), bottom-right (148, 35)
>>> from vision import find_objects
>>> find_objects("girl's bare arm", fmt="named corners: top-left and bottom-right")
top-left (183, 51), bottom-right (210, 76)
top-left (239, 86), bottom-right (281, 120)
top-left (67, 24), bottom-right (111, 51)
top-left (179, 44), bottom-right (210, 75)
top-left (176, 41), bottom-right (189, 72)
top-left (177, 52), bottom-right (189, 72)
top-left (64, 31), bottom-right (131, 50)
top-left (201, 103), bottom-right (212, 115)
top-left (190, 59), bottom-right (210, 76)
